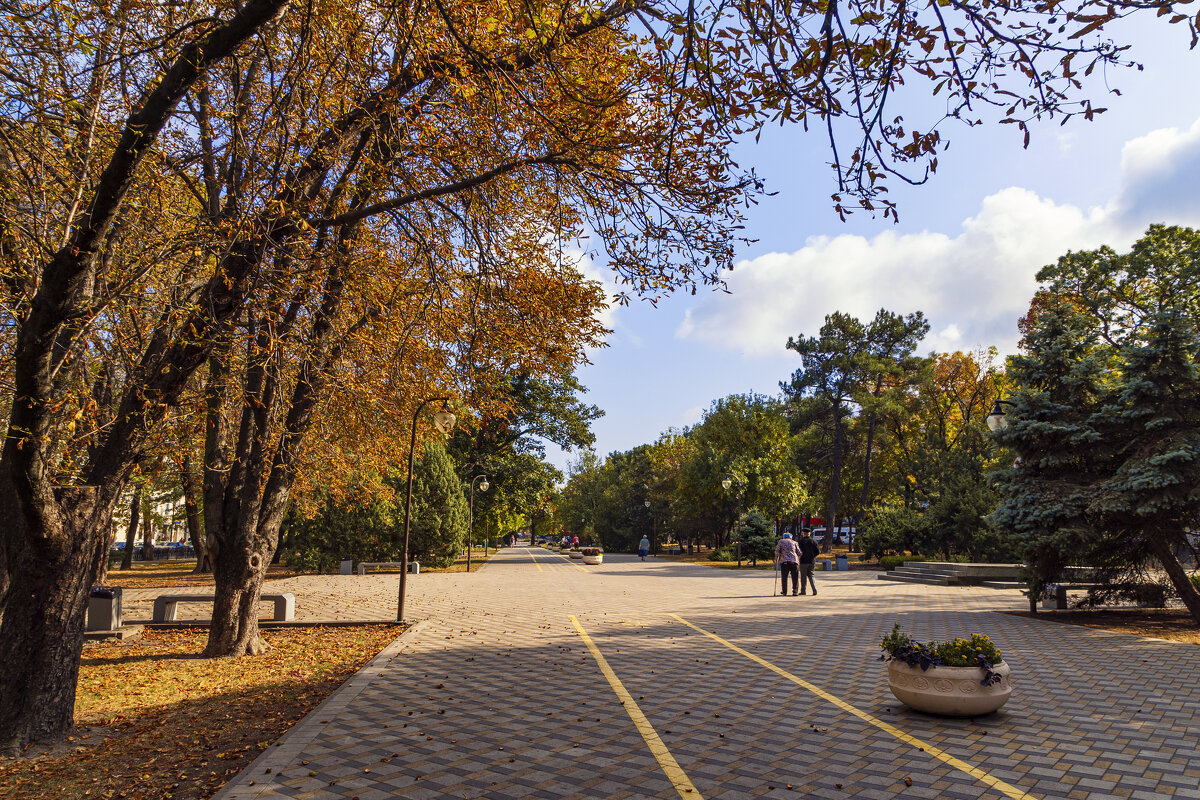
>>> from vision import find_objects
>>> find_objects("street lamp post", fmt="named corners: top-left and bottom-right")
top-left (644, 497), bottom-right (653, 556)
top-left (397, 398), bottom-right (456, 623)
top-left (468, 475), bottom-right (489, 573)
top-left (721, 473), bottom-right (744, 567)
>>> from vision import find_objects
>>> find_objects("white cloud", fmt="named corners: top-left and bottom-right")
top-left (679, 405), bottom-right (705, 426)
top-left (567, 247), bottom-right (621, 338)
top-left (677, 118), bottom-right (1200, 358)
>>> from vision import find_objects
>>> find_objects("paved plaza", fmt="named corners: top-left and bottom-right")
top-left (130, 547), bottom-right (1200, 800)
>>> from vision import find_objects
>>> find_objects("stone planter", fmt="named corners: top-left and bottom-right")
top-left (582, 553), bottom-right (603, 565)
top-left (569, 550), bottom-right (583, 559)
top-left (886, 660), bottom-right (1012, 716)
top-left (560, 547), bottom-right (571, 553)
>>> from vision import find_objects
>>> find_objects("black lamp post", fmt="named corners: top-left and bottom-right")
top-left (644, 497), bottom-right (653, 556)
top-left (468, 474), bottom-right (488, 572)
top-left (721, 473), bottom-right (744, 567)
top-left (397, 398), bottom-right (456, 623)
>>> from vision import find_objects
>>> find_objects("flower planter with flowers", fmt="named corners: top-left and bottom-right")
top-left (568, 548), bottom-right (583, 559)
top-left (879, 625), bottom-right (1012, 716)
top-left (582, 547), bottom-right (603, 565)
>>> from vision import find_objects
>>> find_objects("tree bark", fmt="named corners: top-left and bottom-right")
top-left (181, 455), bottom-right (210, 573)
top-left (141, 502), bottom-right (155, 562)
top-left (1146, 531), bottom-right (1200, 625)
top-left (824, 410), bottom-right (846, 554)
top-left (0, 487), bottom-right (98, 756)
top-left (120, 486), bottom-right (141, 570)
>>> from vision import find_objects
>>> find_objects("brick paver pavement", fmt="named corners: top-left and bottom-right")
top-left (200, 547), bottom-right (1200, 800)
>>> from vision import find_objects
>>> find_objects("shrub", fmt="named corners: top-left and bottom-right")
top-left (879, 554), bottom-right (929, 571)
top-left (708, 547), bottom-right (736, 562)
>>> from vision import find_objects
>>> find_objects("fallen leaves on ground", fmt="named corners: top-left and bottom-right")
top-left (0, 625), bottom-right (403, 800)
top-left (1009, 608), bottom-right (1200, 644)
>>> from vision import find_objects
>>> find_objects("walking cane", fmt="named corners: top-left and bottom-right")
top-left (772, 561), bottom-right (779, 596)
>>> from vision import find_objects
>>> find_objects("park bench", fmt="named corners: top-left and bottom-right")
top-left (151, 593), bottom-right (295, 622)
top-left (357, 561), bottom-right (419, 575)
top-left (1026, 583), bottom-right (1104, 609)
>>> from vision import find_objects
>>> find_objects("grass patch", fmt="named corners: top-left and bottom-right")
top-left (0, 625), bottom-right (404, 800)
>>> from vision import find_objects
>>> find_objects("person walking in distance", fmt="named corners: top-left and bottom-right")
top-left (798, 530), bottom-right (820, 595)
top-left (774, 532), bottom-right (801, 596)
top-left (638, 535), bottom-right (650, 561)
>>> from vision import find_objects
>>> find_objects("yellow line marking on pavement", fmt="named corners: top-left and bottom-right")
top-left (548, 552), bottom-right (589, 573)
top-left (525, 550), bottom-right (544, 572)
top-left (569, 616), bottom-right (703, 800)
top-left (669, 615), bottom-right (1037, 800)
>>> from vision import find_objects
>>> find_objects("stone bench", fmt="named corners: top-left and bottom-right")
top-left (1029, 583), bottom-right (1104, 610)
top-left (152, 593), bottom-right (295, 622)
top-left (357, 561), bottom-right (419, 575)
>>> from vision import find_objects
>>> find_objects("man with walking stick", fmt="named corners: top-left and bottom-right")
top-left (774, 533), bottom-right (801, 597)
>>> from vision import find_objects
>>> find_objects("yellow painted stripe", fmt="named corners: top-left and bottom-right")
top-left (569, 616), bottom-right (703, 799)
top-left (526, 550), bottom-right (544, 572)
top-left (669, 615), bottom-right (1037, 800)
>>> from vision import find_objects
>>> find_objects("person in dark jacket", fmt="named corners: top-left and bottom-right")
top-left (797, 531), bottom-right (820, 595)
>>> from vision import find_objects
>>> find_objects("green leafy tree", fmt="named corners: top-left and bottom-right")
top-left (992, 226), bottom-right (1200, 621)
top-left (396, 443), bottom-right (470, 568)
top-left (739, 512), bottom-right (776, 566)
top-left (784, 310), bottom-right (928, 551)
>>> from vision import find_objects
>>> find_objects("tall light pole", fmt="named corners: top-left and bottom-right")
top-left (398, 398), bottom-right (456, 623)
top-left (644, 497), bottom-right (653, 556)
top-left (468, 474), bottom-right (489, 572)
top-left (721, 473), bottom-right (744, 567)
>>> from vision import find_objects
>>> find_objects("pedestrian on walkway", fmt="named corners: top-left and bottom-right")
top-left (638, 535), bottom-right (650, 561)
top-left (775, 533), bottom-right (800, 596)
top-left (798, 530), bottom-right (820, 595)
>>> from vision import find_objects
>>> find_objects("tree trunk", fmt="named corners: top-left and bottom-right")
top-left (857, 414), bottom-right (877, 538)
top-left (181, 455), bottom-right (211, 573)
top-left (0, 487), bottom-right (99, 755)
top-left (1146, 531), bottom-right (1200, 625)
top-left (203, 521), bottom-right (273, 657)
top-left (825, 412), bottom-right (846, 554)
top-left (140, 504), bottom-right (155, 562)
top-left (120, 486), bottom-right (141, 570)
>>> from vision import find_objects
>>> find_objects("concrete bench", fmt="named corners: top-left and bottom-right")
top-left (152, 593), bottom-right (295, 622)
top-left (357, 561), bottom-right (419, 575)
top-left (1030, 583), bottom-right (1104, 609)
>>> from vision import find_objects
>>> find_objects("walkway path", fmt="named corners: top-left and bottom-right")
top-left (205, 547), bottom-right (1199, 800)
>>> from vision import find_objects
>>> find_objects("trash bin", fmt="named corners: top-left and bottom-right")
top-left (86, 587), bottom-right (122, 631)
top-left (407, 561), bottom-right (420, 574)
top-left (339, 558), bottom-right (353, 575)
top-left (836, 554), bottom-right (849, 571)
top-left (819, 559), bottom-right (832, 571)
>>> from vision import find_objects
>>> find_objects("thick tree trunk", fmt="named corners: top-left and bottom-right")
top-left (204, 524), bottom-right (273, 657)
top-left (0, 487), bottom-right (98, 755)
top-left (1146, 532), bottom-right (1200, 625)
top-left (120, 486), bottom-right (140, 570)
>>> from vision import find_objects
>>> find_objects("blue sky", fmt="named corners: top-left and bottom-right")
top-left (547, 16), bottom-right (1200, 476)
